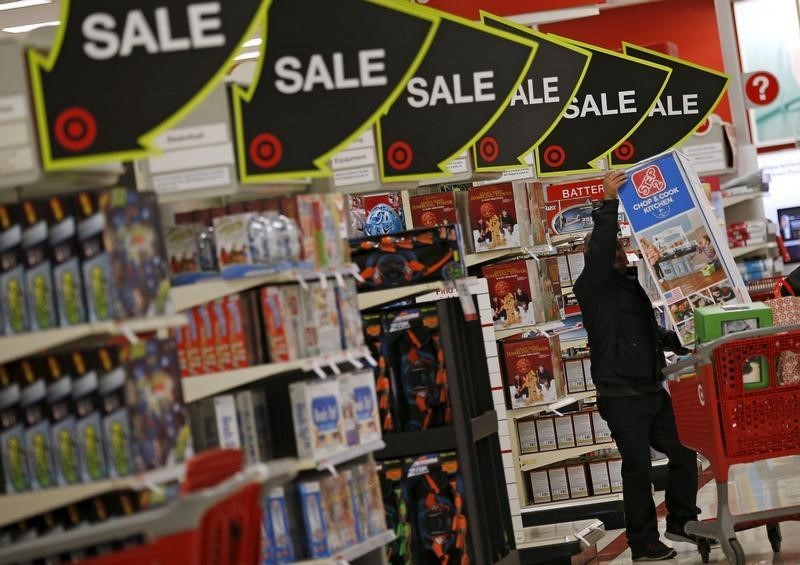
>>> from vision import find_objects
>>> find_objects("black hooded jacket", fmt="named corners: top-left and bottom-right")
top-left (574, 199), bottom-right (677, 397)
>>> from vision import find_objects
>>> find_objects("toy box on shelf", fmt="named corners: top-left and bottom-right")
top-left (483, 258), bottom-right (561, 332)
top-left (499, 334), bottom-right (565, 410)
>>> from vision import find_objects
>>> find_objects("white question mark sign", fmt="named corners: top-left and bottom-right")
top-left (753, 75), bottom-right (770, 101)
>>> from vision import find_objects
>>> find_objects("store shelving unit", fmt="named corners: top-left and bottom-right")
top-left (0, 464), bottom-right (187, 529)
top-left (181, 347), bottom-right (372, 402)
top-left (295, 529), bottom-right (397, 564)
top-left (520, 493), bottom-right (623, 514)
top-left (297, 439), bottom-right (386, 472)
top-left (519, 443), bottom-right (617, 473)
top-left (507, 391), bottom-right (597, 421)
top-left (357, 280), bottom-right (447, 310)
top-left (722, 191), bottom-right (762, 208)
top-left (0, 314), bottom-right (187, 365)
top-left (730, 241), bottom-right (778, 259)
top-left (494, 320), bottom-right (565, 341)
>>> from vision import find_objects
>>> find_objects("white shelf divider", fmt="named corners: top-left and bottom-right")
top-left (507, 391), bottom-right (597, 421)
top-left (181, 347), bottom-right (372, 403)
top-left (465, 248), bottom-right (525, 267)
top-left (519, 442), bottom-right (617, 472)
top-left (297, 439), bottom-right (386, 472)
top-left (520, 493), bottom-right (623, 514)
top-left (0, 314), bottom-right (187, 365)
top-left (357, 281), bottom-right (446, 310)
top-left (495, 320), bottom-right (565, 341)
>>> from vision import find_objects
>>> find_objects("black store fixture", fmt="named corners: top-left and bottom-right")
top-left (375, 296), bottom-right (519, 565)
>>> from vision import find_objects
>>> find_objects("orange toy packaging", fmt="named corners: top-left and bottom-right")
top-left (408, 193), bottom-right (459, 229)
top-left (499, 334), bottom-right (565, 410)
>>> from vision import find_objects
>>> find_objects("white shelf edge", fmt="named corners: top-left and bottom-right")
top-left (519, 442), bottom-right (617, 472)
top-left (520, 493), bottom-right (623, 514)
top-left (495, 320), bottom-right (565, 341)
top-left (721, 191), bottom-right (762, 208)
top-left (0, 314), bottom-right (188, 365)
top-left (0, 464), bottom-right (186, 529)
top-left (731, 241), bottom-right (777, 259)
top-left (465, 248), bottom-right (525, 267)
top-left (295, 530), bottom-right (397, 564)
top-left (508, 391), bottom-right (597, 420)
top-left (357, 281), bottom-right (446, 310)
top-left (182, 347), bottom-right (372, 403)
top-left (297, 439), bottom-right (386, 472)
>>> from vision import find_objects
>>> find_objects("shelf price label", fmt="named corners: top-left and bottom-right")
top-left (232, 0), bottom-right (437, 183)
top-left (28, 0), bottom-right (267, 170)
top-left (534, 38), bottom-right (671, 177)
top-left (609, 44), bottom-right (729, 168)
top-left (376, 12), bottom-right (537, 182)
top-left (472, 13), bottom-right (590, 173)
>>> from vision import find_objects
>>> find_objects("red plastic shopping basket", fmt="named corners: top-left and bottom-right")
top-left (667, 326), bottom-right (800, 483)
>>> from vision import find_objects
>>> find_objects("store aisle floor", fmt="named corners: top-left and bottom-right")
top-left (596, 457), bottom-right (800, 564)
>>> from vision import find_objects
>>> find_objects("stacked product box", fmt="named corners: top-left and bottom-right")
top-left (526, 450), bottom-right (623, 505)
top-left (562, 355), bottom-right (595, 394)
top-left (176, 278), bottom-right (365, 377)
top-left (498, 334), bottom-right (565, 410)
top-left (483, 259), bottom-right (561, 332)
top-left (516, 408), bottom-right (612, 455)
top-left (456, 182), bottom-right (533, 254)
top-left (0, 338), bottom-right (191, 494)
top-left (727, 220), bottom-right (769, 248)
top-left (0, 188), bottom-right (171, 336)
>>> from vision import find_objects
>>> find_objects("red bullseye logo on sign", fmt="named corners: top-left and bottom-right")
top-left (387, 141), bottom-right (413, 171)
top-left (697, 383), bottom-right (705, 406)
top-left (54, 107), bottom-right (97, 152)
top-left (614, 141), bottom-right (635, 162)
top-left (543, 145), bottom-right (565, 168)
top-left (631, 165), bottom-right (667, 198)
top-left (249, 133), bottom-right (283, 169)
top-left (479, 137), bottom-right (499, 162)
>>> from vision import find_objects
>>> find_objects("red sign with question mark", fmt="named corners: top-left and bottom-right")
top-left (744, 71), bottom-right (779, 107)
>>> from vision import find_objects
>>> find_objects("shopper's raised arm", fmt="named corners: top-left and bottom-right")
top-left (577, 170), bottom-right (626, 287)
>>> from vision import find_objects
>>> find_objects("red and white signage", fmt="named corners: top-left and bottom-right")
top-left (744, 71), bottom-right (779, 107)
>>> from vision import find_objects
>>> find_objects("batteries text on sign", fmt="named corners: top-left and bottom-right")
top-left (274, 50), bottom-right (388, 94)
top-left (563, 91), bottom-right (637, 119)
top-left (649, 94), bottom-right (699, 117)
top-left (509, 77), bottom-right (560, 106)
top-left (406, 72), bottom-right (496, 108)
top-left (82, 3), bottom-right (226, 60)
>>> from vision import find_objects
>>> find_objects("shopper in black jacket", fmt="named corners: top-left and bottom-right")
top-left (574, 170), bottom-right (701, 562)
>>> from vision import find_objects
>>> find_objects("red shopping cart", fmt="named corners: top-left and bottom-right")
top-left (746, 276), bottom-right (785, 302)
top-left (0, 450), bottom-right (298, 564)
top-left (664, 325), bottom-right (800, 564)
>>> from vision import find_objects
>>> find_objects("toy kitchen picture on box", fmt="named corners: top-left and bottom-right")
top-left (617, 151), bottom-right (749, 344)
top-left (499, 334), bottom-right (565, 409)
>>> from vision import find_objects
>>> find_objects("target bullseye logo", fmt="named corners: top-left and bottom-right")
top-left (697, 383), bottom-right (705, 406)
top-left (54, 107), bottom-right (97, 152)
top-left (479, 136), bottom-right (499, 162)
top-left (249, 133), bottom-right (283, 169)
top-left (614, 141), bottom-right (635, 161)
top-left (543, 145), bottom-right (566, 168)
top-left (387, 141), bottom-right (413, 171)
top-left (695, 118), bottom-right (712, 136)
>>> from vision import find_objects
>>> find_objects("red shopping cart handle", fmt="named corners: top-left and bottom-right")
top-left (182, 449), bottom-right (245, 494)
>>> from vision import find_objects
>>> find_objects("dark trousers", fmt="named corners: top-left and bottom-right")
top-left (597, 388), bottom-right (700, 547)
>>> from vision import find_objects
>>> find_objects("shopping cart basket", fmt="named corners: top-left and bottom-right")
top-left (746, 276), bottom-right (785, 302)
top-left (664, 325), bottom-right (800, 564)
top-left (0, 449), bottom-right (297, 565)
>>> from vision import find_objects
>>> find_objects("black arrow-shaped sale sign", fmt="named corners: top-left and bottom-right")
top-left (609, 43), bottom-right (729, 167)
top-left (232, 0), bottom-right (437, 182)
top-left (535, 37), bottom-right (671, 177)
top-left (29, 0), bottom-right (266, 170)
top-left (473, 13), bottom-right (590, 172)
top-left (377, 13), bottom-right (537, 182)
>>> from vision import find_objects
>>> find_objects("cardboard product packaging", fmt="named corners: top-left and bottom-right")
top-left (265, 485), bottom-right (301, 563)
top-left (584, 359), bottom-right (595, 391)
top-left (408, 192), bottom-right (460, 229)
top-left (765, 297), bottom-right (800, 386)
top-left (0, 364), bottom-right (29, 493)
top-left (517, 418), bottom-right (539, 454)
top-left (535, 417), bottom-right (557, 452)
top-left (235, 389), bottom-right (272, 464)
top-left (290, 378), bottom-right (345, 461)
top-left (564, 358), bottom-right (586, 393)
top-left (298, 479), bottom-right (333, 558)
top-left (95, 346), bottom-right (133, 478)
top-left (44, 354), bottom-right (81, 486)
top-left (499, 334), bottom-right (565, 410)
top-left (335, 278), bottom-right (365, 352)
top-left (315, 282), bottom-right (345, 357)
top-left (572, 412), bottom-right (594, 447)
top-left (324, 473), bottom-right (359, 552)
top-left (276, 285), bottom-right (306, 360)
top-left (526, 182), bottom-right (552, 251)
top-left (459, 182), bottom-right (532, 254)
top-left (591, 411), bottom-right (613, 444)
top-left (0, 204), bottom-right (28, 335)
top-left (260, 286), bottom-right (302, 363)
top-left (212, 212), bottom-right (256, 272)
top-left (529, 469), bottom-right (551, 504)
top-left (18, 357), bottom-right (57, 489)
top-left (20, 199), bottom-right (57, 331)
top-left (165, 224), bottom-right (202, 280)
top-left (209, 299), bottom-right (233, 371)
top-left (589, 460), bottom-right (611, 495)
top-left (213, 395), bottom-right (241, 450)
top-left (548, 467), bottom-right (570, 501)
top-left (608, 458), bottom-right (624, 493)
top-left (554, 415), bottom-right (576, 449)
top-left (338, 374), bottom-right (360, 448)
top-left (354, 461), bottom-right (387, 538)
top-left (350, 192), bottom-right (406, 239)
top-left (193, 304), bottom-right (218, 375)
top-left (75, 189), bottom-right (171, 322)
top-left (46, 197), bottom-right (86, 326)
top-left (186, 396), bottom-right (218, 453)
top-left (349, 225), bottom-right (466, 293)
top-left (484, 259), bottom-right (561, 332)
top-left (567, 464), bottom-right (590, 499)
top-left (299, 284), bottom-right (321, 359)
top-left (341, 370), bottom-right (381, 446)
top-left (67, 350), bottom-right (108, 482)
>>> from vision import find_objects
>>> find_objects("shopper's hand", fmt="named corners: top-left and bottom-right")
top-left (661, 330), bottom-right (691, 355)
top-left (603, 170), bottom-right (627, 200)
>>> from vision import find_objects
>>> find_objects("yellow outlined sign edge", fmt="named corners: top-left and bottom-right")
top-left (608, 41), bottom-right (730, 170)
top-left (471, 11), bottom-right (592, 174)
top-left (28, 0), bottom-right (270, 172)
top-left (232, 0), bottom-right (440, 184)
top-left (534, 35), bottom-right (672, 178)
top-left (376, 6), bottom-right (539, 184)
